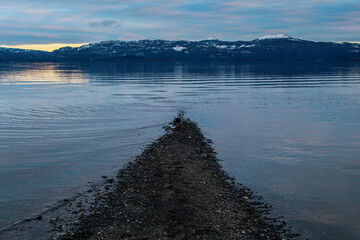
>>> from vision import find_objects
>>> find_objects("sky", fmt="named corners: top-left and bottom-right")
top-left (1, 0), bottom-right (360, 51)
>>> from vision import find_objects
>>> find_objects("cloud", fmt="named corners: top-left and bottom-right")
top-left (88, 20), bottom-right (122, 28)
top-left (1, 0), bottom-right (359, 44)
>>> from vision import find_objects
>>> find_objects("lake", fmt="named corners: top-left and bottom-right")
top-left (0, 61), bottom-right (359, 239)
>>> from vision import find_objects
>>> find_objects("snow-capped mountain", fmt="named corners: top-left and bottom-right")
top-left (1, 35), bottom-right (359, 62)
top-left (258, 34), bottom-right (291, 40)
top-left (255, 34), bottom-right (304, 42)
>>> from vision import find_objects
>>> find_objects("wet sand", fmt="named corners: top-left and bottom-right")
top-left (58, 116), bottom-right (296, 240)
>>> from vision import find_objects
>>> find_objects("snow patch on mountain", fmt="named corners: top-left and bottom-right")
top-left (173, 46), bottom-right (187, 52)
top-left (215, 44), bottom-right (240, 50)
top-left (239, 44), bottom-right (255, 48)
top-left (216, 45), bottom-right (228, 49)
top-left (258, 34), bottom-right (291, 40)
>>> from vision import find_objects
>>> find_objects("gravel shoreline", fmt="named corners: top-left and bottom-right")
top-left (59, 116), bottom-right (296, 240)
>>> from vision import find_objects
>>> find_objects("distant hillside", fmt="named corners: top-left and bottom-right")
top-left (1, 35), bottom-right (360, 62)
top-left (0, 47), bottom-right (50, 61)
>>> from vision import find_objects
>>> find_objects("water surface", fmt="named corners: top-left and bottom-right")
top-left (0, 61), bottom-right (359, 239)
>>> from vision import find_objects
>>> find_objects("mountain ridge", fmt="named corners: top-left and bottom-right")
top-left (1, 35), bottom-right (359, 62)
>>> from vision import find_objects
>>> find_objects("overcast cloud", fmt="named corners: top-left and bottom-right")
top-left (0, 0), bottom-right (359, 44)
top-left (88, 20), bottom-right (122, 28)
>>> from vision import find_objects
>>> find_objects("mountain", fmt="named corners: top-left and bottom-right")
top-left (0, 47), bottom-right (50, 61)
top-left (1, 35), bottom-right (360, 62)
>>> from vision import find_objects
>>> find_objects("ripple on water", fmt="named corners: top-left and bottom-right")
top-left (0, 61), bottom-right (360, 239)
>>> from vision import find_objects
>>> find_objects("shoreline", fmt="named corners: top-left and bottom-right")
top-left (58, 116), bottom-right (296, 239)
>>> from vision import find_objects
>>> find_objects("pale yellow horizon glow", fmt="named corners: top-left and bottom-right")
top-left (337, 41), bottom-right (360, 44)
top-left (0, 43), bottom-right (87, 52)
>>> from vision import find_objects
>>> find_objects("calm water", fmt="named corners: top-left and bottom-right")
top-left (0, 61), bottom-right (359, 239)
